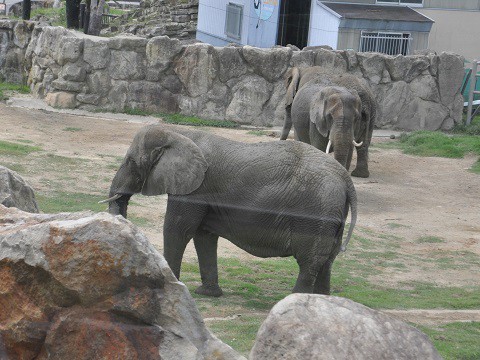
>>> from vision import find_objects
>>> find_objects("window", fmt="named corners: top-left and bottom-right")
top-left (225, 3), bottom-right (243, 40)
top-left (360, 31), bottom-right (412, 56)
top-left (376, 0), bottom-right (423, 6)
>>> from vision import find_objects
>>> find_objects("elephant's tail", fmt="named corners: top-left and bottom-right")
top-left (341, 179), bottom-right (357, 252)
top-left (280, 106), bottom-right (292, 140)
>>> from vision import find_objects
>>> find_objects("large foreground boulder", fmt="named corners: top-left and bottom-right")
top-left (250, 294), bottom-right (441, 360)
top-left (0, 206), bottom-right (244, 360)
top-left (0, 166), bottom-right (39, 213)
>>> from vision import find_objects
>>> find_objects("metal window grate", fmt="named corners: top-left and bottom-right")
top-left (360, 31), bottom-right (412, 55)
top-left (225, 3), bottom-right (243, 40)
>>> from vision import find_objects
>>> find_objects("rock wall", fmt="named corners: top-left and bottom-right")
top-left (1, 20), bottom-right (465, 131)
top-left (109, 0), bottom-right (198, 40)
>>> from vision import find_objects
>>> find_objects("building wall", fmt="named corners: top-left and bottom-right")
top-left (197, 0), bottom-right (252, 46)
top-left (324, 0), bottom-right (480, 9)
top-left (417, 8), bottom-right (480, 61)
top-left (308, 2), bottom-right (340, 48)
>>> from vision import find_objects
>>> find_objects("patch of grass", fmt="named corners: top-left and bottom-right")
top-left (128, 216), bottom-right (151, 227)
top-left (36, 192), bottom-right (106, 213)
top-left (0, 82), bottom-right (30, 100)
top-left (162, 113), bottom-right (240, 128)
top-left (15, 139), bottom-right (34, 144)
top-left (453, 114), bottom-right (480, 136)
top-left (420, 322), bottom-right (480, 360)
top-left (417, 236), bottom-right (445, 244)
top-left (207, 315), bottom-right (265, 356)
top-left (63, 127), bottom-right (83, 132)
top-left (0, 162), bottom-right (25, 173)
top-left (123, 107), bottom-right (152, 116)
top-left (470, 159), bottom-right (480, 174)
top-left (30, 6), bottom-right (66, 27)
top-left (0, 140), bottom-right (41, 156)
top-left (397, 131), bottom-right (480, 158)
top-left (44, 153), bottom-right (88, 166)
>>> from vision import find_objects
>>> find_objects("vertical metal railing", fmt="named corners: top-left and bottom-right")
top-left (466, 60), bottom-right (480, 126)
top-left (360, 32), bottom-right (412, 56)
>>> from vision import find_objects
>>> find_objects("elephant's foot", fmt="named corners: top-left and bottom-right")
top-left (195, 284), bottom-right (223, 297)
top-left (351, 167), bottom-right (369, 178)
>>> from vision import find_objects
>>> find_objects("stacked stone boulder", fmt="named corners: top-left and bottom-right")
top-left (251, 294), bottom-right (442, 360)
top-left (0, 206), bottom-right (244, 360)
top-left (0, 166), bottom-right (39, 213)
top-left (1, 20), bottom-right (465, 130)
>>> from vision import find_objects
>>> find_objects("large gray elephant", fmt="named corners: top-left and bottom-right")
top-left (281, 66), bottom-right (376, 178)
top-left (103, 125), bottom-right (358, 297)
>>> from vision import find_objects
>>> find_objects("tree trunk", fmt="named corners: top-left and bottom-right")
top-left (87, 0), bottom-right (105, 36)
top-left (66, 0), bottom-right (82, 28)
top-left (22, 0), bottom-right (31, 20)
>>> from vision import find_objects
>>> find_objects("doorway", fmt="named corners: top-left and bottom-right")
top-left (277, 0), bottom-right (311, 49)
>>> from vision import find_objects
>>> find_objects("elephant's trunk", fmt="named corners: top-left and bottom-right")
top-left (108, 193), bottom-right (132, 218)
top-left (331, 133), bottom-right (353, 170)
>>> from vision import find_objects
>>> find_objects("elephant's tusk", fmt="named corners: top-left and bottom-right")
top-left (353, 140), bottom-right (363, 147)
top-left (326, 140), bottom-right (332, 154)
top-left (98, 193), bottom-right (122, 204)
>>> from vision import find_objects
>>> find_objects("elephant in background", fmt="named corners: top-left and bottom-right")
top-left (104, 125), bottom-right (358, 297)
top-left (281, 66), bottom-right (377, 178)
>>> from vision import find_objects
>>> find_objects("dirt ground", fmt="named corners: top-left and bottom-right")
top-left (1, 98), bottom-right (479, 325)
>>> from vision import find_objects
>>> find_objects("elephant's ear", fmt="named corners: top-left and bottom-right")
top-left (311, 91), bottom-right (331, 138)
top-left (285, 67), bottom-right (300, 107)
top-left (141, 131), bottom-right (208, 196)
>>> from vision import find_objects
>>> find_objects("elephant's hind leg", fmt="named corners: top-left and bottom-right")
top-left (313, 259), bottom-right (335, 295)
top-left (193, 229), bottom-right (223, 297)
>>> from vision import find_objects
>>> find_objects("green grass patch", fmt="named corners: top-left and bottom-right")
top-left (397, 131), bottom-right (480, 158)
top-left (417, 236), bottom-right (445, 244)
top-left (470, 159), bottom-right (480, 174)
top-left (454, 114), bottom-right (480, 136)
top-left (0, 140), bottom-right (41, 156)
top-left (0, 82), bottom-right (30, 100)
top-left (207, 315), bottom-right (264, 356)
top-left (420, 322), bottom-right (480, 360)
top-left (36, 192), bottom-right (107, 213)
top-left (63, 127), bottom-right (83, 132)
top-left (387, 222), bottom-right (409, 229)
top-left (162, 113), bottom-right (240, 128)
top-left (30, 6), bottom-right (66, 27)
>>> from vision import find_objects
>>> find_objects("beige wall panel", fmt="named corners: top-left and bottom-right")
top-left (418, 9), bottom-right (480, 60)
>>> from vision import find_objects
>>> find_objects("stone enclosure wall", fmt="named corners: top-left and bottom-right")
top-left (0, 20), bottom-right (465, 131)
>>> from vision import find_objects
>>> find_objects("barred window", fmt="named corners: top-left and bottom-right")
top-left (225, 3), bottom-right (243, 40)
top-left (360, 31), bottom-right (412, 56)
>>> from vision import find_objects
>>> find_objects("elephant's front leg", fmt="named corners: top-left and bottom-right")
top-left (352, 143), bottom-right (370, 178)
top-left (193, 229), bottom-right (223, 297)
top-left (163, 197), bottom-right (207, 280)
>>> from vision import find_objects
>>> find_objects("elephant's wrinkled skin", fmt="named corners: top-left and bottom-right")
top-left (107, 125), bottom-right (358, 297)
top-left (281, 67), bottom-right (377, 178)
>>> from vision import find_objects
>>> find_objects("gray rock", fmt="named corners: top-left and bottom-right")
top-left (13, 21), bottom-right (33, 49)
top-left (0, 206), bottom-right (244, 360)
top-left (109, 49), bottom-right (146, 80)
top-left (60, 63), bottom-right (86, 82)
top-left (174, 43), bottom-right (219, 97)
top-left (409, 75), bottom-right (440, 102)
top-left (146, 36), bottom-right (183, 80)
top-left (226, 75), bottom-right (271, 124)
top-left (0, 166), bottom-right (39, 213)
top-left (51, 79), bottom-right (84, 93)
top-left (217, 46), bottom-right (248, 83)
top-left (374, 81), bottom-right (410, 128)
top-left (87, 70), bottom-right (111, 97)
top-left (358, 52), bottom-right (385, 84)
top-left (437, 52), bottom-right (464, 104)
top-left (313, 49), bottom-right (347, 73)
top-left (251, 294), bottom-right (441, 360)
top-left (242, 46), bottom-right (291, 82)
top-left (76, 93), bottom-right (100, 105)
top-left (54, 36), bottom-right (83, 66)
top-left (83, 38), bottom-right (111, 70)
top-left (291, 50), bottom-right (315, 68)
top-left (107, 35), bottom-right (148, 52)
top-left (396, 98), bottom-right (449, 131)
